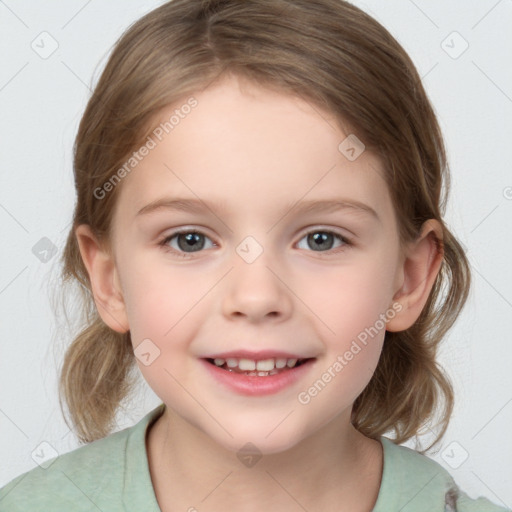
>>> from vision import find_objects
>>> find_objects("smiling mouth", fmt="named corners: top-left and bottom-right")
top-left (205, 357), bottom-right (313, 376)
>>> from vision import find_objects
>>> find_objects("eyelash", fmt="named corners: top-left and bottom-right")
top-left (157, 227), bottom-right (353, 259)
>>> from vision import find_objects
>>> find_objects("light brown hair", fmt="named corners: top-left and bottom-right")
top-left (57, 0), bottom-right (470, 452)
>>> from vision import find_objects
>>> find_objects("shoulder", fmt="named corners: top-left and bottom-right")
top-left (376, 437), bottom-right (510, 512)
top-left (0, 425), bottom-right (130, 511)
top-left (449, 487), bottom-right (510, 512)
top-left (0, 405), bottom-right (164, 512)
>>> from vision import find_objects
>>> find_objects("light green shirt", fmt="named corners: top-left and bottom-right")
top-left (0, 404), bottom-right (509, 511)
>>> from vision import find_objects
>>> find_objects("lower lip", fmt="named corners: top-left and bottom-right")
top-left (200, 358), bottom-right (316, 396)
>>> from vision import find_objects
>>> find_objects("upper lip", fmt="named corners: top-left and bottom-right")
top-left (202, 350), bottom-right (315, 360)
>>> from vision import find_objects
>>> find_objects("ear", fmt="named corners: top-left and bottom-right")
top-left (386, 219), bottom-right (444, 332)
top-left (75, 224), bottom-right (129, 333)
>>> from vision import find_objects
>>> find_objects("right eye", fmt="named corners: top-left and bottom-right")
top-left (158, 229), bottom-right (216, 258)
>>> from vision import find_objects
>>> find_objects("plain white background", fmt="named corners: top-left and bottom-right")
top-left (1, 0), bottom-right (511, 507)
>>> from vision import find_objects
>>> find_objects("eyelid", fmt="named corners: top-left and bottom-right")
top-left (297, 224), bottom-right (354, 240)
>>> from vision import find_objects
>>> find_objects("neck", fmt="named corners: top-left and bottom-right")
top-left (146, 407), bottom-right (383, 512)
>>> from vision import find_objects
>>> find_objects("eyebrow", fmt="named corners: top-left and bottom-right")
top-left (136, 197), bottom-right (380, 222)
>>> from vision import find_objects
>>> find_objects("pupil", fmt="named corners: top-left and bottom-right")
top-left (178, 232), bottom-right (204, 252)
top-left (309, 232), bottom-right (333, 251)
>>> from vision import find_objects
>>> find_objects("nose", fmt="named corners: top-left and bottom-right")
top-left (221, 254), bottom-right (293, 324)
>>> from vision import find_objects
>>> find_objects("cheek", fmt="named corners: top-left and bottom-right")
top-left (298, 275), bottom-right (388, 417)
top-left (122, 265), bottom-right (204, 401)
top-left (297, 255), bottom-right (393, 396)
top-left (301, 256), bottom-right (395, 340)
top-left (120, 253), bottom-right (198, 337)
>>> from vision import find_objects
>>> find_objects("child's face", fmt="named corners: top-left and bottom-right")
top-left (108, 75), bottom-right (405, 453)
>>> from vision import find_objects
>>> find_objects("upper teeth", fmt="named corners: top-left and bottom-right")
top-left (213, 357), bottom-right (299, 371)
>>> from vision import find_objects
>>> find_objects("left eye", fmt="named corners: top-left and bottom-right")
top-left (296, 230), bottom-right (350, 253)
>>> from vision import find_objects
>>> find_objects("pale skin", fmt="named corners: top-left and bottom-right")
top-left (76, 74), bottom-right (444, 511)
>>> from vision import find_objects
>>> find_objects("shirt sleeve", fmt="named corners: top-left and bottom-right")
top-left (444, 484), bottom-right (511, 512)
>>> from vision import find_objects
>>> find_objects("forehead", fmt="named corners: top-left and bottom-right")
top-left (112, 75), bottom-right (393, 226)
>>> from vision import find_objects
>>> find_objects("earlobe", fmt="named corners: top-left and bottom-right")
top-left (386, 219), bottom-right (444, 333)
top-left (75, 224), bottom-right (129, 333)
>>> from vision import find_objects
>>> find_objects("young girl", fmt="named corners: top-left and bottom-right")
top-left (1, 0), bottom-right (508, 510)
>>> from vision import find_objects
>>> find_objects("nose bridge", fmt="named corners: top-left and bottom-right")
top-left (221, 234), bottom-right (292, 321)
